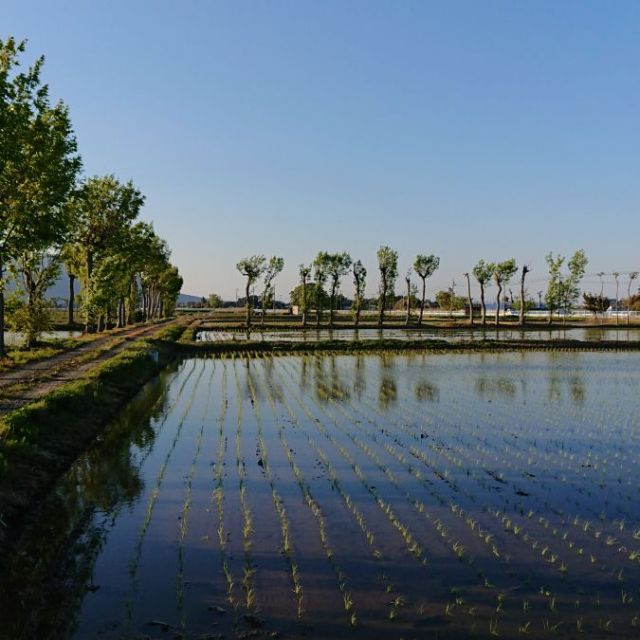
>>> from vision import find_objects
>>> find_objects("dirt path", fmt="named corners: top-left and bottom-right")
top-left (0, 320), bottom-right (178, 417)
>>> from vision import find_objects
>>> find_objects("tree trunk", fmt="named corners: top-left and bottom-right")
top-left (316, 291), bottom-right (321, 328)
top-left (0, 252), bottom-right (5, 358)
top-left (261, 287), bottom-right (266, 326)
top-left (245, 280), bottom-right (251, 329)
top-left (480, 284), bottom-right (486, 326)
top-left (495, 284), bottom-right (502, 327)
top-left (418, 277), bottom-right (425, 325)
top-left (117, 296), bottom-right (124, 328)
top-left (405, 278), bottom-right (411, 326)
top-left (378, 280), bottom-right (386, 328)
top-left (465, 274), bottom-right (473, 326)
top-left (301, 278), bottom-right (307, 327)
top-left (355, 304), bottom-right (360, 327)
top-left (519, 266), bottom-right (529, 327)
top-left (97, 314), bottom-right (105, 332)
top-left (329, 283), bottom-right (336, 327)
top-left (85, 251), bottom-right (95, 332)
top-left (68, 274), bottom-right (76, 326)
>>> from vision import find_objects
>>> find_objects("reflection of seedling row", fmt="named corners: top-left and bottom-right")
top-left (177, 360), bottom-right (216, 632)
top-left (124, 360), bottom-right (208, 630)
top-left (135, 359), bottom-right (199, 470)
top-left (231, 358), bottom-right (257, 611)
top-left (243, 363), bottom-right (304, 620)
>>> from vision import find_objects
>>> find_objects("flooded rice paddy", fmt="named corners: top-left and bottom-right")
top-left (197, 327), bottom-right (640, 344)
top-left (3, 351), bottom-right (640, 639)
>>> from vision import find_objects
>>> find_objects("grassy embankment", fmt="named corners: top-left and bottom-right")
top-left (0, 323), bottom-right (185, 551)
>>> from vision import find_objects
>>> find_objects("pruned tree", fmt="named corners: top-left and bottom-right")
top-left (323, 252), bottom-right (352, 327)
top-left (413, 254), bottom-right (439, 325)
top-left (236, 255), bottom-right (266, 328)
top-left (518, 265), bottom-right (530, 326)
top-left (613, 271), bottom-right (620, 325)
top-left (298, 264), bottom-right (311, 327)
top-left (313, 252), bottom-right (330, 327)
top-left (404, 270), bottom-right (412, 326)
top-left (352, 260), bottom-right (367, 327)
top-left (463, 272), bottom-right (473, 326)
top-left (544, 253), bottom-right (564, 324)
top-left (377, 246), bottom-right (398, 327)
top-left (628, 271), bottom-right (639, 325)
top-left (472, 260), bottom-right (493, 326)
top-left (260, 256), bottom-right (284, 325)
top-left (492, 259), bottom-right (517, 326)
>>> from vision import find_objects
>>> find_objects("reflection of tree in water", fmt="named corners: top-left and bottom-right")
top-left (474, 376), bottom-right (516, 398)
top-left (546, 353), bottom-right (586, 405)
top-left (353, 354), bottom-right (366, 400)
top-left (299, 356), bottom-right (309, 391)
top-left (0, 364), bottom-right (173, 639)
top-left (415, 379), bottom-right (439, 403)
top-left (312, 355), bottom-right (350, 403)
top-left (263, 356), bottom-right (284, 403)
top-left (378, 353), bottom-right (397, 410)
top-left (327, 355), bottom-right (350, 402)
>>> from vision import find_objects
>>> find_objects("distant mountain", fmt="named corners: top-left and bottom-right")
top-left (177, 293), bottom-right (204, 305)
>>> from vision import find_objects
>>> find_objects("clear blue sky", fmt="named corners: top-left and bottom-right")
top-left (5, 1), bottom-right (639, 300)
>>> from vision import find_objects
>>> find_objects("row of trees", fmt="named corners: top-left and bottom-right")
top-left (0, 37), bottom-right (182, 353)
top-left (236, 246), bottom-right (639, 329)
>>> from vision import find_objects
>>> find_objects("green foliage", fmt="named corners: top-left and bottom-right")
top-left (472, 260), bottom-right (493, 286)
top-left (377, 246), bottom-right (398, 320)
top-left (290, 283), bottom-right (328, 309)
top-left (435, 290), bottom-right (466, 311)
top-left (414, 254), bottom-right (440, 280)
top-left (352, 260), bottom-right (367, 317)
top-left (545, 249), bottom-right (588, 318)
top-left (0, 37), bottom-right (81, 353)
top-left (208, 293), bottom-right (223, 308)
top-left (236, 255), bottom-right (267, 284)
top-left (583, 292), bottom-right (610, 315)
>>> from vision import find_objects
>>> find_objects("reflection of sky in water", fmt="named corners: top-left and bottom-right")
top-left (197, 327), bottom-right (640, 343)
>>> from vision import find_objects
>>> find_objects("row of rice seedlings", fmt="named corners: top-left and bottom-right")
top-left (176, 360), bottom-right (217, 636)
top-left (348, 366), bottom-right (616, 591)
top-left (273, 359), bottom-right (431, 574)
top-left (256, 356), bottom-right (404, 625)
top-left (438, 366), bottom-right (640, 532)
top-left (295, 359), bottom-right (529, 619)
top-left (123, 359), bottom-right (208, 633)
top-left (350, 356), bottom-right (640, 627)
top-left (417, 382), bottom-right (640, 576)
top-left (230, 356), bottom-right (257, 612)
top-left (210, 363), bottom-right (236, 609)
top-left (295, 357), bottom-right (595, 622)
top-left (242, 357), bottom-right (305, 620)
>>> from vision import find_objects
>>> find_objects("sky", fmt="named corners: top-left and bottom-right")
top-left (3, 0), bottom-right (639, 300)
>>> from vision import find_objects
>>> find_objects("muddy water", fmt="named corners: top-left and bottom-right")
top-left (2, 352), bottom-right (640, 639)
